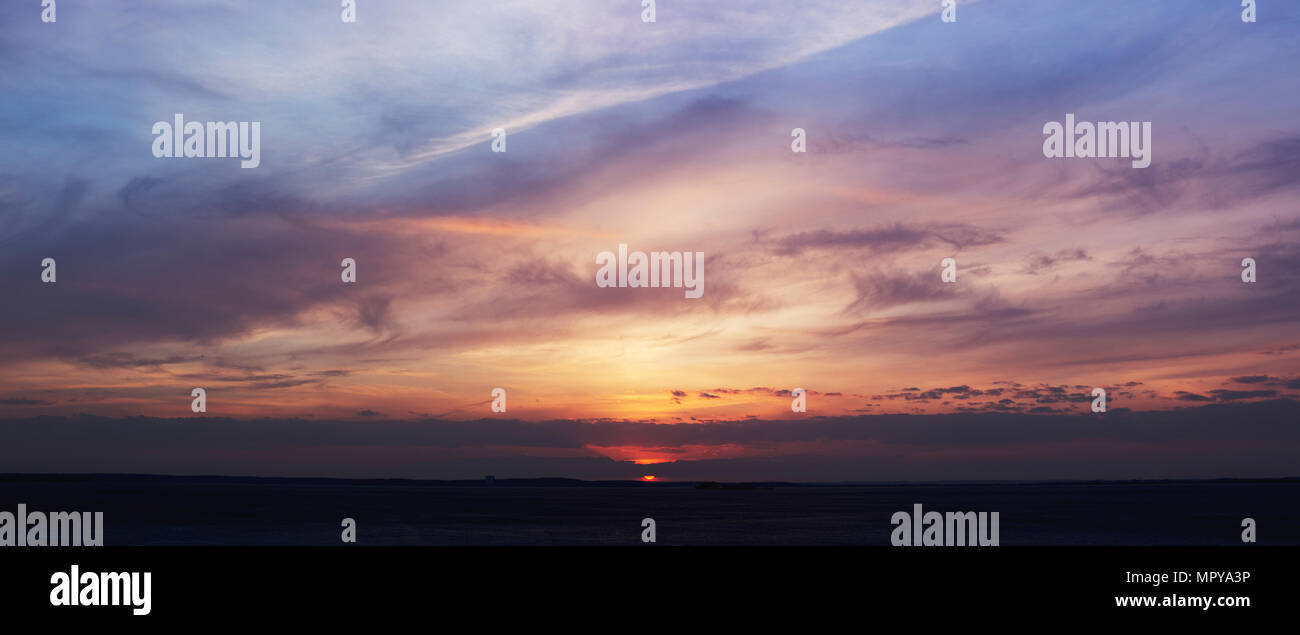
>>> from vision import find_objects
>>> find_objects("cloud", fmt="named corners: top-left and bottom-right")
top-left (0, 398), bottom-right (53, 406)
top-left (1230, 375), bottom-right (1274, 384)
top-left (1023, 248), bottom-right (1091, 274)
top-left (1208, 389), bottom-right (1278, 402)
top-left (78, 353), bottom-right (203, 369)
top-left (845, 270), bottom-right (955, 311)
top-left (0, 0), bottom-right (1297, 448)
top-left (771, 223), bottom-right (1003, 256)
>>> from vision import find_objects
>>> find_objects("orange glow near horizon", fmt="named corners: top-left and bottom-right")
top-left (641, 475), bottom-right (656, 481)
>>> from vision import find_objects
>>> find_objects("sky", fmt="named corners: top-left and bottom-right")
top-left (1, 0), bottom-right (1298, 480)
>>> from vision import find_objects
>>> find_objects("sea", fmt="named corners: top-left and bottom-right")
top-left (0, 475), bottom-right (1294, 546)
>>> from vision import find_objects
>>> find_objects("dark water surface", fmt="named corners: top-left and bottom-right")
top-left (0, 476), bottom-right (1294, 545)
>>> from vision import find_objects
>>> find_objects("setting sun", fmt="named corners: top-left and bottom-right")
top-left (641, 475), bottom-right (657, 481)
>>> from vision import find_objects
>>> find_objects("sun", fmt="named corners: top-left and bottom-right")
top-left (641, 475), bottom-right (657, 481)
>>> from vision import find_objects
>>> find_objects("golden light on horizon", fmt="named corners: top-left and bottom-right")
top-left (641, 475), bottom-right (657, 481)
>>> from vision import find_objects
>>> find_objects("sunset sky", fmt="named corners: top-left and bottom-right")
top-left (1, 0), bottom-right (1298, 480)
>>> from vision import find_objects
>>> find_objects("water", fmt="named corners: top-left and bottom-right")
top-left (1, 476), bottom-right (1294, 545)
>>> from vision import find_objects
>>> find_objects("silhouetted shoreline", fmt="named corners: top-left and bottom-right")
top-left (1, 472), bottom-right (1296, 487)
